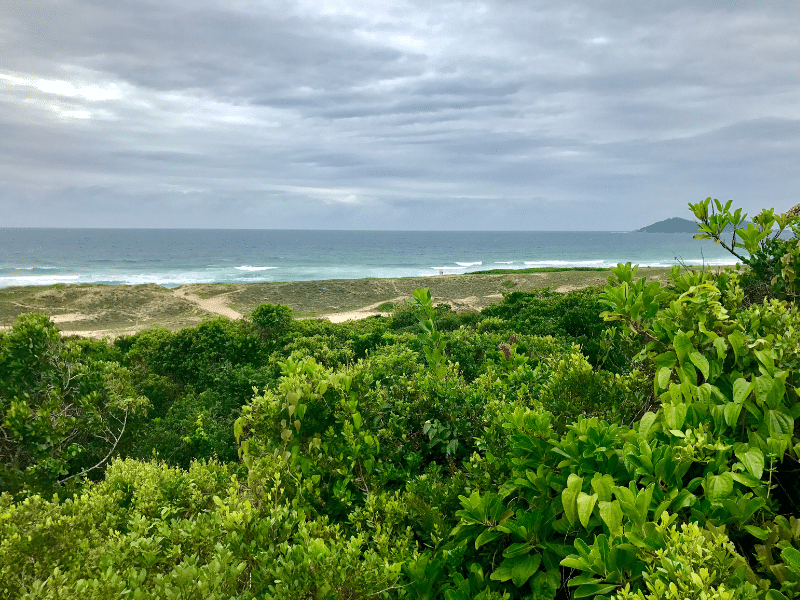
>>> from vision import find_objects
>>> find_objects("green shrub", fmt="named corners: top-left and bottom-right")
top-left (251, 302), bottom-right (293, 338)
top-left (613, 518), bottom-right (758, 600)
top-left (0, 314), bottom-right (148, 495)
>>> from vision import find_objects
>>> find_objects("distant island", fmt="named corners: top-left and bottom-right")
top-left (635, 217), bottom-right (698, 233)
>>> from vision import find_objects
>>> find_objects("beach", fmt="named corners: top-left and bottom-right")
top-left (0, 266), bottom-right (690, 338)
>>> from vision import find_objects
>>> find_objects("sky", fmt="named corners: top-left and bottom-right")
top-left (1, 1), bottom-right (799, 230)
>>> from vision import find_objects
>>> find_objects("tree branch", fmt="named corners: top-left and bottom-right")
top-left (59, 410), bottom-right (127, 484)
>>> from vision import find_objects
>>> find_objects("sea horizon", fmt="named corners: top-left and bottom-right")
top-left (1, 228), bottom-right (737, 289)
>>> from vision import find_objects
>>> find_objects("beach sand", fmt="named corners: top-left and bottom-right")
top-left (0, 267), bottom-right (693, 338)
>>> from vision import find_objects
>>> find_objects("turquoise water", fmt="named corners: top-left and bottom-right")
top-left (0, 229), bottom-right (736, 288)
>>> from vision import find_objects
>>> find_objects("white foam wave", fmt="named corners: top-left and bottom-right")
top-left (495, 261), bottom-right (514, 264)
top-left (456, 261), bottom-right (482, 267)
top-left (0, 271), bottom-right (222, 289)
top-left (524, 260), bottom-right (606, 266)
top-left (235, 265), bottom-right (278, 272)
top-left (11, 266), bottom-right (59, 271)
top-left (0, 275), bottom-right (80, 286)
top-left (679, 258), bottom-right (738, 266)
top-left (99, 274), bottom-right (218, 287)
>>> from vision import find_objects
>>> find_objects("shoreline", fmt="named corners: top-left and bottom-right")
top-left (0, 266), bottom-right (730, 338)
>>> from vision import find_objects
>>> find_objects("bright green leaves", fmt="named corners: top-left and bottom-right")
top-left (721, 377), bottom-right (754, 428)
top-left (781, 546), bottom-right (800, 576)
top-left (600, 265), bottom-right (667, 326)
top-left (608, 262), bottom-right (639, 285)
top-left (688, 198), bottom-right (800, 300)
top-left (490, 553), bottom-right (541, 588)
top-left (599, 501), bottom-right (624, 538)
top-left (457, 491), bottom-right (511, 530)
top-left (408, 288), bottom-right (449, 379)
top-left (613, 483), bottom-right (654, 531)
top-left (562, 474), bottom-right (583, 527)
top-left (591, 474), bottom-right (616, 502)
top-left (577, 492), bottom-right (599, 528)
top-left (0, 313), bottom-right (149, 495)
top-left (689, 351), bottom-right (710, 381)
top-left (560, 474), bottom-right (625, 537)
top-left (663, 404), bottom-right (688, 431)
top-left (703, 472), bottom-right (734, 504)
top-left (673, 332), bottom-right (693, 365)
top-left (561, 534), bottom-right (633, 599)
top-left (765, 409), bottom-right (794, 438)
top-left (755, 348), bottom-right (776, 376)
top-left (688, 197), bottom-right (748, 260)
top-left (736, 222), bottom-right (772, 254)
top-left (733, 377), bottom-right (754, 405)
top-left (734, 444), bottom-right (765, 480)
top-left (656, 367), bottom-right (672, 392)
top-left (728, 330), bottom-right (746, 358)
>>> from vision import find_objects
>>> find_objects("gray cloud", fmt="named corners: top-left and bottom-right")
top-left (1, 0), bottom-right (799, 229)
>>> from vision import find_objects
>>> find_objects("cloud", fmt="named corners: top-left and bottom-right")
top-left (1, 0), bottom-right (799, 229)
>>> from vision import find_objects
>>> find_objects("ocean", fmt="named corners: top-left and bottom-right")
top-left (0, 228), bottom-right (737, 289)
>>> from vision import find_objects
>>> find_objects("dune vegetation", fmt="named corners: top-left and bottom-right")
top-left (2, 200), bottom-right (800, 600)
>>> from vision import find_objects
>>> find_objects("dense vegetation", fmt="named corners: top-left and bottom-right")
top-left (3, 200), bottom-right (800, 600)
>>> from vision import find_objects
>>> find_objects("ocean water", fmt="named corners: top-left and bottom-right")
top-left (0, 228), bottom-right (737, 289)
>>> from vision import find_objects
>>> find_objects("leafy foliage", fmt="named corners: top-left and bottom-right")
top-left (689, 198), bottom-right (800, 303)
top-left (5, 200), bottom-right (800, 599)
top-left (1, 314), bottom-right (148, 495)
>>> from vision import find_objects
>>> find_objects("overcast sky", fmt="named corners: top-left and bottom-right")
top-left (1, 1), bottom-right (799, 230)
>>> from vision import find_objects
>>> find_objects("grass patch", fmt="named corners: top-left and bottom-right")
top-left (471, 267), bottom-right (607, 275)
top-left (1, 267), bottom-right (686, 336)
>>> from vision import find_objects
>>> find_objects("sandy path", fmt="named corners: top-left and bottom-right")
top-left (319, 293), bottom-right (504, 323)
top-left (172, 288), bottom-right (243, 320)
top-left (321, 297), bottom-right (406, 323)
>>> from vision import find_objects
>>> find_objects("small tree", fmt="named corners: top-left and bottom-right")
top-left (251, 303), bottom-right (294, 339)
top-left (689, 198), bottom-right (800, 303)
top-left (0, 314), bottom-right (148, 495)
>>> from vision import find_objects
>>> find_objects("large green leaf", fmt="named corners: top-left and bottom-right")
top-left (599, 500), bottom-right (623, 537)
top-left (781, 547), bottom-right (800, 576)
top-left (573, 583), bottom-right (619, 599)
top-left (503, 542), bottom-right (533, 558)
top-left (704, 472), bottom-right (734, 503)
top-left (512, 554), bottom-right (541, 587)
top-left (724, 402), bottom-right (743, 427)
top-left (673, 332), bottom-right (693, 364)
top-left (689, 351), bottom-right (710, 380)
top-left (755, 348), bottom-right (776, 376)
top-left (735, 445), bottom-right (764, 480)
top-left (766, 410), bottom-right (794, 438)
top-left (561, 474), bottom-right (583, 526)
top-left (475, 529), bottom-right (505, 549)
top-left (653, 351), bottom-right (677, 369)
top-left (577, 492), bottom-right (598, 528)
top-left (656, 367), bottom-right (672, 391)
top-left (756, 374), bottom-right (775, 406)
top-left (638, 412), bottom-right (657, 438)
top-left (591, 474), bottom-right (615, 502)
top-left (728, 331), bottom-right (745, 357)
top-left (490, 554), bottom-right (541, 587)
top-left (664, 404), bottom-right (687, 431)
top-left (732, 377), bottom-right (753, 405)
